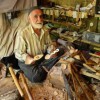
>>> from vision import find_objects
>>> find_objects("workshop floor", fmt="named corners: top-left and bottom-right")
top-left (0, 76), bottom-right (66, 100)
top-left (0, 64), bottom-right (100, 100)
top-left (0, 77), bottom-right (20, 100)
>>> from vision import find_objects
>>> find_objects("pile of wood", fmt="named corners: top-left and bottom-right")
top-left (51, 48), bottom-right (100, 100)
top-left (80, 52), bottom-right (100, 81)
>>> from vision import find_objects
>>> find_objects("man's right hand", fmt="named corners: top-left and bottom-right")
top-left (25, 55), bottom-right (35, 65)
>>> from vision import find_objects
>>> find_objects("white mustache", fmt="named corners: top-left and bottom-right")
top-left (32, 23), bottom-right (43, 29)
top-left (36, 23), bottom-right (43, 24)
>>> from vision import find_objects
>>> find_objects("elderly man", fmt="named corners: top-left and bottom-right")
top-left (14, 7), bottom-right (64, 83)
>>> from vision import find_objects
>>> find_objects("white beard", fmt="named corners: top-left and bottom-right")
top-left (32, 23), bottom-right (43, 29)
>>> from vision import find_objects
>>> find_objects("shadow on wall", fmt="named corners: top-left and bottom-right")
top-left (0, 10), bottom-right (29, 60)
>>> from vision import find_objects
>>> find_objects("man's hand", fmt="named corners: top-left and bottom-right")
top-left (25, 55), bottom-right (35, 65)
top-left (25, 54), bottom-right (43, 65)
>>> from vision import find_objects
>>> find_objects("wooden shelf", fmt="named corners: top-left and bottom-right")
top-left (95, 14), bottom-right (100, 17)
top-left (44, 19), bottom-right (80, 29)
top-left (42, 7), bottom-right (89, 19)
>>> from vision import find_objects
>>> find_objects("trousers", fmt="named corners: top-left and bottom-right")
top-left (18, 47), bottom-right (65, 83)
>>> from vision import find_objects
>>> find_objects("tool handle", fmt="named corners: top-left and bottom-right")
top-left (8, 66), bottom-right (24, 97)
top-left (20, 73), bottom-right (34, 100)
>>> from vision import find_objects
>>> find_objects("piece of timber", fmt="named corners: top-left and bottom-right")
top-left (83, 63), bottom-right (96, 72)
top-left (89, 53), bottom-right (100, 58)
top-left (80, 68), bottom-right (100, 80)
top-left (20, 72), bottom-right (34, 100)
top-left (68, 64), bottom-right (81, 100)
top-left (83, 63), bottom-right (100, 76)
top-left (72, 57), bottom-right (97, 73)
top-left (93, 47), bottom-right (100, 51)
top-left (72, 65), bottom-right (94, 100)
top-left (80, 53), bottom-right (88, 63)
top-left (80, 40), bottom-right (100, 48)
top-left (8, 66), bottom-right (24, 97)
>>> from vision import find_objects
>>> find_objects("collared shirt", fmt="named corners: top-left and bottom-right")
top-left (14, 24), bottom-right (53, 62)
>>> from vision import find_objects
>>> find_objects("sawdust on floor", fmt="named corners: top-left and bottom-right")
top-left (24, 79), bottom-right (67, 100)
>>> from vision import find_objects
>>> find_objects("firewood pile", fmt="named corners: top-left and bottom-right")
top-left (48, 47), bottom-right (100, 100)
